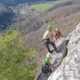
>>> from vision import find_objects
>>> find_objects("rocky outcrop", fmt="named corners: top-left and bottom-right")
top-left (48, 23), bottom-right (80, 80)
top-left (36, 23), bottom-right (80, 80)
top-left (36, 32), bottom-right (69, 80)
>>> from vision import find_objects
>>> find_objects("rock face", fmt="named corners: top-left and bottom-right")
top-left (36, 23), bottom-right (80, 80)
top-left (36, 33), bottom-right (69, 80)
top-left (48, 23), bottom-right (80, 80)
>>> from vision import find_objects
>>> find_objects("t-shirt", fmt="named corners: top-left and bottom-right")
top-left (43, 30), bottom-right (52, 39)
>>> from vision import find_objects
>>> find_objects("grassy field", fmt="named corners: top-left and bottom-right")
top-left (31, 3), bottom-right (54, 11)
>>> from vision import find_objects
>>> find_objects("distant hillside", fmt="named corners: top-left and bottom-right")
top-left (0, 3), bottom-right (11, 30)
top-left (0, 0), bottom-right (59, 5)
top-left (8, 4), bottom-right (42, 34)
top-left (44, 0), bottom-right (80, 12)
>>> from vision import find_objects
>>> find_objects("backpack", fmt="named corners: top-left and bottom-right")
top-left (41, 63), bottom-right (49, 74)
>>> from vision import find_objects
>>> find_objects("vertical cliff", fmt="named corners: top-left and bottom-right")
top-left (48, 23), bottom-right (80, 80)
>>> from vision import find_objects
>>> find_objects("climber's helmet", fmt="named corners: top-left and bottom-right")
top-left (47, 25), bottom-right (53, 30)
top-left (45, 57), bottom-right (50, 63)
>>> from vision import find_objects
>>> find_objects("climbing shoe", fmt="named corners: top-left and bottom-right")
top-left (50, 50), bottom-right (54, 54)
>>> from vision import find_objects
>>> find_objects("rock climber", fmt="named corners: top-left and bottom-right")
top-left (42, 25), bottom-right (60, 54)
top-left (41, 57), bottom-right (58, 74)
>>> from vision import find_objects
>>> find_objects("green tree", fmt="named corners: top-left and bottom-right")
top-left (0, 30), bottom-right (37, 80)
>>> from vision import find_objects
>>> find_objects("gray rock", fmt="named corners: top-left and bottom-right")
top-left (48, 23), bottom-right (80, 80)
